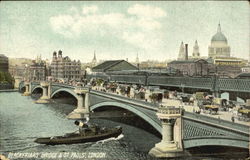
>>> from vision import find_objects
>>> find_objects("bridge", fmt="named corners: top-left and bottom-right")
top-left (19, 81), bottom-right (250, 158)
top-left (88, 74), bottom-right (250, 101)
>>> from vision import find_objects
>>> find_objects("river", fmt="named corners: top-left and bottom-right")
top-left (0, 92), bottom-right (248, 160)
top-left (0, 92), bottom-right (161, 160)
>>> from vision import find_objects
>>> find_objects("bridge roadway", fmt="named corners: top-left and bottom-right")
top-left (20, 82), bottom-right (250, 150)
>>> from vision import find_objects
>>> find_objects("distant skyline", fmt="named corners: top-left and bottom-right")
top-left (0, 1), bottom-right (249, 63)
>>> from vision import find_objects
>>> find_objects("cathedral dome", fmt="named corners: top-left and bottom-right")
top-left (211, 23), bottom-right (227, 43)
top-left (211, 32), bottom-right (227, 42)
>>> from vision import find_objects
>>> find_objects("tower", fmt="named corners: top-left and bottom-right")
top-left (135, 53), bottom-right (140, 69)
top-left (135, 53), bottom-right (139, 64)
top-left (192, 40), bottom-right (200, 58)
top-left (92, 51), bottom-right (97, 67)
top-left (53, 51), bottom-right (57, 60)
top-left (185, 44), bottom-right (188, 60)
top-left (178, 42), bottom-right (185, 60)
top-left (58, 50), bottom-right (62, 58)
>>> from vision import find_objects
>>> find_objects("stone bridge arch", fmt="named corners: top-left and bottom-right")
top-left (31, 86), bottom-right (43, 94)
top-left (51, 88), bottom-right (78, 100)
top-left (90, 101), bottom-right (162, 134)
top-left (183, 137), bottom-right (249, 149)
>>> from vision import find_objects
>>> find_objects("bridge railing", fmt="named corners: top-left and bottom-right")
top-left (183, 112), bottom-right (249, 135)
top-left (110, 75), bottom-right (146, 85)
top-left (90, 90), bottom-right (159, 110)
top-left (51, 83), bottom-right (75, 89)
top-left (219, 78), bottom-right (250, 92)
top-left (148, 76), bottom-right (213, 90)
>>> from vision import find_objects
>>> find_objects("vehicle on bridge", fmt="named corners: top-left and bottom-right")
top-left (195, 92), bottom-right (213, 107)
top-left (237, 108), bottom-right (250, 122)
top-left (179, 93), bottom-right (194, 105)
top-left (237, 100), bottom-right (250, 122)
top-left (202, 104), bottom-right (219, 115)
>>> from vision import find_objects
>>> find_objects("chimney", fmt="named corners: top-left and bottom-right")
top-left (185, 44), bottom-right (188, 60)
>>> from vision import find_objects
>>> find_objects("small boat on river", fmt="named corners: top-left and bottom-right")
top-left (34, 126), bottom-right (122, 145)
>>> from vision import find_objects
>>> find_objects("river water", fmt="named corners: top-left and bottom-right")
top-left (0, 92), bottom-right (248, 160)
top-left (0, 92), bottom-right (162, 160)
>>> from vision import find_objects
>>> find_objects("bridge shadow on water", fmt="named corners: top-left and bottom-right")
top-left (187, 146), bottom-right (249, 160)
top-left (91, 106), bottom-right (162, 138)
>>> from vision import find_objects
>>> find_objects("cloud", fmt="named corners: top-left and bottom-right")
top-left (50, 15), bottom-right (75, 37)
top-left (49, 4), bottom-right (167, 50)
top-left (128, 4), bottom-right (167, 19)
top-left (82, 5), bottom-right (98, 15)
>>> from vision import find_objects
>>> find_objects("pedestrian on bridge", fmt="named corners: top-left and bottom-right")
top-left (231, 116), bottom-right (235, 123)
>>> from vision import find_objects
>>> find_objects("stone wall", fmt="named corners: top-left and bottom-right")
top-left (0, 83), bottom-right (13, 90)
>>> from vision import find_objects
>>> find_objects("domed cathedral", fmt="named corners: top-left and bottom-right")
top-left (208, 23), bottom-right (231, 58)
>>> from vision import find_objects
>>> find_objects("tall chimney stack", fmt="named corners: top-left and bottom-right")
top-left (185, 44), bottom-right (188, 60)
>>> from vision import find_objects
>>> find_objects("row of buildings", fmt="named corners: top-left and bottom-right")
top-left (168, 23), bottom-right (249, 78)
top-left (4, 24), bottom-right (250, 83)
top-left (9, 51), bottom-right (82, 82)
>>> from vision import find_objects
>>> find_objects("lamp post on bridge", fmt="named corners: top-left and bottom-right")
top-left (149, 105), bottom-right (187, 158)
top-left (67, 86), bottom-right (90, 120)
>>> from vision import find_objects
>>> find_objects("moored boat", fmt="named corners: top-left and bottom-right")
top-left (34, 126), bottom-right (122, 145)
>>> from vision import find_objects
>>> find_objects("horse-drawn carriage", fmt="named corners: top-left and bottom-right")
top-left (237, 100), bottom-right (250, 122)
top-left (202, 105), bottom-right (219, 115)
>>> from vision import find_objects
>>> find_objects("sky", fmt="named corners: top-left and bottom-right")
top-left (0, 1), bottom-right (249, 63)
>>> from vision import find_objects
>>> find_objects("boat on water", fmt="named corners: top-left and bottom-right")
top-left (34, 126), bottom-right (122, 145)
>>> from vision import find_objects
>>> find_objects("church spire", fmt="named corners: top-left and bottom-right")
top-left (193, 40), bottom-right (200, 58)
top-left (92, 51), bottom-right (97, 67)
top-left (178, 41), bottom-right (185, 60)
top-left (217, 22), bottom-right (221, 33)
top-left (135, 53), bottom-right (139, 64)
top-left (93, 50), bottom-right (96, 61)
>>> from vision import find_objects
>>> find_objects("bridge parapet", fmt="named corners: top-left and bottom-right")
top-left (40, 81), bottom-right (49, 87)
top-left (183, 112), bottom-right (249, 134)
top-left (74, 87), bottom-right (90, 94)
top-left (90, 90), bottom-right (158, 111)
top-left (157, 106), bottom-right (182, 118)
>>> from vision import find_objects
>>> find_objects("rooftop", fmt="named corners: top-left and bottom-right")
top-left (92, 60), bottom-right (124, 70)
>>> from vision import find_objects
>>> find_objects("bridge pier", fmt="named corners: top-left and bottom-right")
top-left (22, 82), bottom-right (31, 96)
top-left (67, 87), bottom-right (90, 120)
top-left (149, 106), bottom-right (187, 158)
top-left (36, 82), bottom-right (50, 104)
